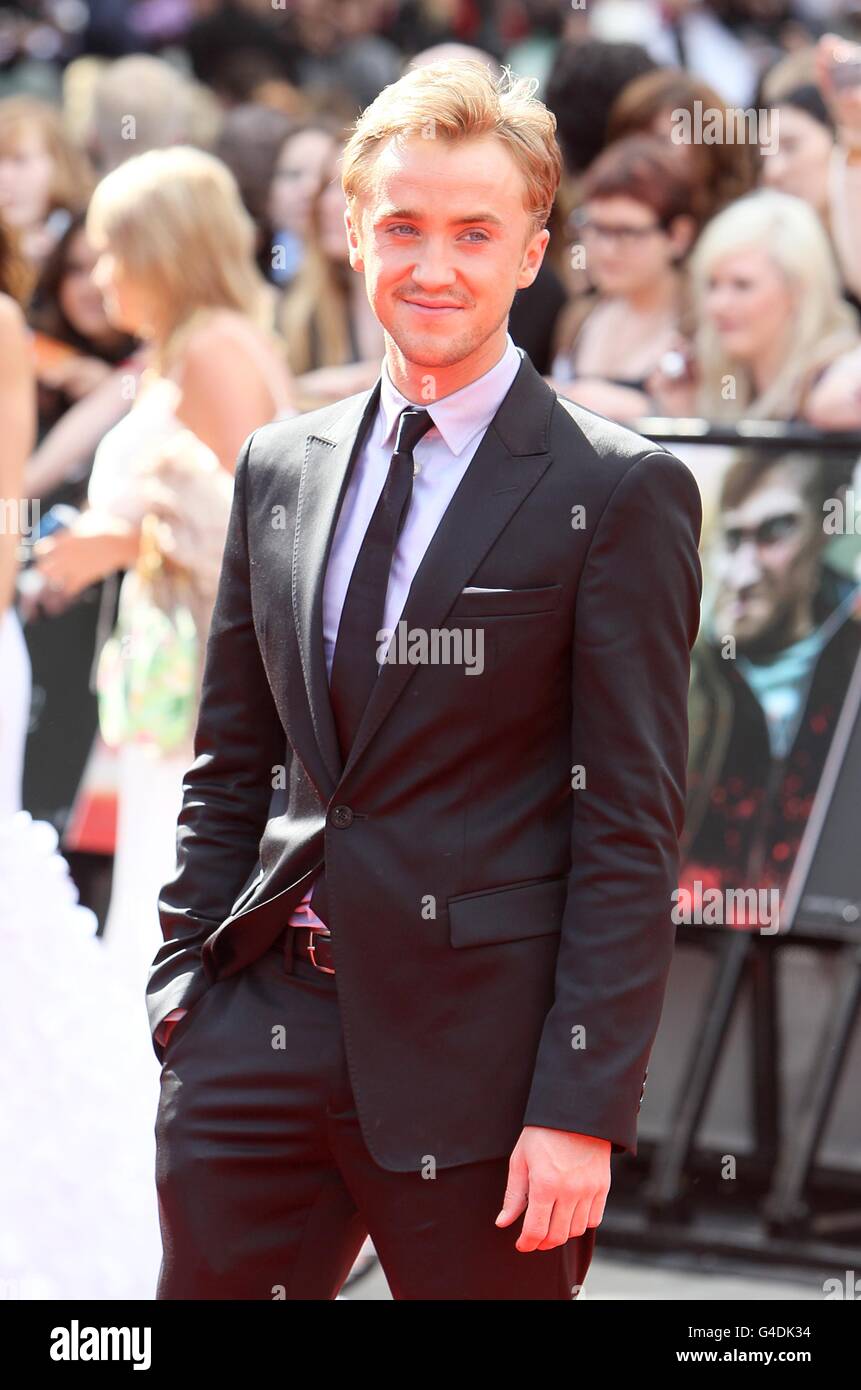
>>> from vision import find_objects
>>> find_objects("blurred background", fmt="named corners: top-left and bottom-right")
top-left (2, 0), bottom-right (861, 1301)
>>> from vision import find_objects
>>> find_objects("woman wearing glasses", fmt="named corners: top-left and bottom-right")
top-left (546, 135), bottom-right (698, 422)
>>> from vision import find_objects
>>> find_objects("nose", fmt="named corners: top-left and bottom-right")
top-left (91, 256), bottom-right (110, 291)
top-left (733, 540), bottom-right (762, 589)
top-left (411, 238), bottom-right (457, 292)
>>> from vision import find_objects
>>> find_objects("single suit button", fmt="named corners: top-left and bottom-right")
top-left (331, 805), bottom-right (354, 827)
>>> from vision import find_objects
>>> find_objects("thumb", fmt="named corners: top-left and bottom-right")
top-left (495, 1152), bottom-right (529, 1227)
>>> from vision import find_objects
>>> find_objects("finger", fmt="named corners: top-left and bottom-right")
top-left (34, 554), bottom-right (59, 580)
top-left (36, 558), bottom-right (65, 586)
top-left (515, 1186), bottom-right (555, 1252)
top-left (586, 1189), bottom-right (608, 1231)
top-left (535, 1194), bottom-right (578, 1251)
top-left (564, 1197), bottom-right (596, 1244)
top-left (495, 1152), bottom-right (529, 1227)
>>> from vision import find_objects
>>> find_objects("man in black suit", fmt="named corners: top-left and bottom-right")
top-left (149, 59), bottom-right (702, 1299)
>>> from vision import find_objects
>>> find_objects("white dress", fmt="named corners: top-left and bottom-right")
top-left (86, 377), bottom-right (199, 999)
top-left (0, 336), bottom-right (295, 1299)
top-left (0, 607), bottom-right (164, 1299)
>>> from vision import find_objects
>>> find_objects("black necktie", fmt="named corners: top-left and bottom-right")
top-left (308, 405), bottom-right (435, 926)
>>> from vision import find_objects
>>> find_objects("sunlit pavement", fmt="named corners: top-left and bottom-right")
top-left (339, 1247), bottom-right (824, 1300)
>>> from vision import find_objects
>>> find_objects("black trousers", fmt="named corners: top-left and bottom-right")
top-left (154, 929), bottom-right (597, 1300)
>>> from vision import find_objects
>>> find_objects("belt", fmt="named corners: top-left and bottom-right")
top-left (288, 924), bottom-right (335, 974)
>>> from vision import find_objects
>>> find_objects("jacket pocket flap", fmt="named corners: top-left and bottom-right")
top-left (448, 874), bottom-right (568, 947)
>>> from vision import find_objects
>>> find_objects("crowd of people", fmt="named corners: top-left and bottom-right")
top-left (2, 0), bottom-right (861, 1297)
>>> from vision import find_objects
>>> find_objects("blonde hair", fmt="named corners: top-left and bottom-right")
top-left (690, 188), bottom-right (859, 421)
top-left (339, 59), bottom-right (562, 243)
top-left (86, 145), bottom-right (271, 369)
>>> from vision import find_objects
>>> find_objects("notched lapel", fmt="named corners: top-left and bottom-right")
top-left (292, 380), bottom-right (381, 790)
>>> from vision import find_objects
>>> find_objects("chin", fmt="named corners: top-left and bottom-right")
top-left (595, 273), bottom-right (629, 295)
top-left (718, 332), bottom-right (754, 356)
top-left (736, 616), bottom-right (773, 648)
top-left (108, 309), bottom-right (137, 336)
top-left (388, 324), bottom-right (478, 367)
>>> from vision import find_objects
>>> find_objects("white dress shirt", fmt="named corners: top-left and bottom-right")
top-left (289, 331), bottom-right (524, 931)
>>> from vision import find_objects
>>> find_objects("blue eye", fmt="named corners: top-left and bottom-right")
top-left (385, 225), bottom-right (490, 242)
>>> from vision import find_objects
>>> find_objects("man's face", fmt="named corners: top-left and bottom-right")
top-left (345, 133), bottom-right (548, 381)
top-left (711, 459), bottom-right (824, 653)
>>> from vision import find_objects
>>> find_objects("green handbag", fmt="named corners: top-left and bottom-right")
top-left (96, 513), bottom-right (199, 754)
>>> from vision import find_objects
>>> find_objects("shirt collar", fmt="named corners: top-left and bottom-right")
top-left (378, 333), bottom-right (524, 458)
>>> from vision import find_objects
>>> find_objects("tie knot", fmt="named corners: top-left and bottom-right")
top-left (394, 407), bottom-right (434, 458)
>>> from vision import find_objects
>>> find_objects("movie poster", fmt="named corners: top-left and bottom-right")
top-left (673, 443), bottom-right (861, 930)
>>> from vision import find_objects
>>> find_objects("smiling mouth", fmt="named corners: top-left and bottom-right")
top-left (402, 300), bottom-right (464, 313)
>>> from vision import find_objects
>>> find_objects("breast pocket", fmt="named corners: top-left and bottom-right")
top-left (447, 583), bottom-right (562, 620)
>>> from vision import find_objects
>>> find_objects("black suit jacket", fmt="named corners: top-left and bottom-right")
top-left (147, 350), bottom-right (703, 1171)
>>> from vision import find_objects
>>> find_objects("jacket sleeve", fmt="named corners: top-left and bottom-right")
top-left (146, 430), bottom-right (287, 1058)
top-left (522, 448), bottom-right (703, 1155)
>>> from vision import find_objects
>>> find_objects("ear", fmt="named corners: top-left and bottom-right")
top-left (345, 206), bottom-right (364, 272)
top-left (516, 227), bottom-right (550, 291)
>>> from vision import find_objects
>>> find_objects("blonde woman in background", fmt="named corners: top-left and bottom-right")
top-left (647, 188), bottom-right (861, 426)
top-left (34, 146), bottom-right (296, 995)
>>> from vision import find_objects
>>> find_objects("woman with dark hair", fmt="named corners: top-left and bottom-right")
top-left (547, 135), bottom-right (698, 422)
top-left (759, 85), bottom-right (835, 228)
top-left (28, 212), bottom-right (138, 440)
top-left (267, 119), bottom-right (342, 289)
top-left (545, 38), bottom-right (659, 177)
top-left (17, 214), bottom-right (142, 842)
top-left (607, 68), bottom-right (759, 227)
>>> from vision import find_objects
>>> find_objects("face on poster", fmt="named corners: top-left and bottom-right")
top-left (671, 444), bottom-right (861, 932)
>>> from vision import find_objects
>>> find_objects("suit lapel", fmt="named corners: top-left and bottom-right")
top-left (292, 380), bottom-right (380, 790)
top-left (291, 350), bottom-right (557, 793)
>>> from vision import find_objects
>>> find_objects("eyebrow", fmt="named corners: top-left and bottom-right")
top-left (375, 207), bottom-right (505, 228)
